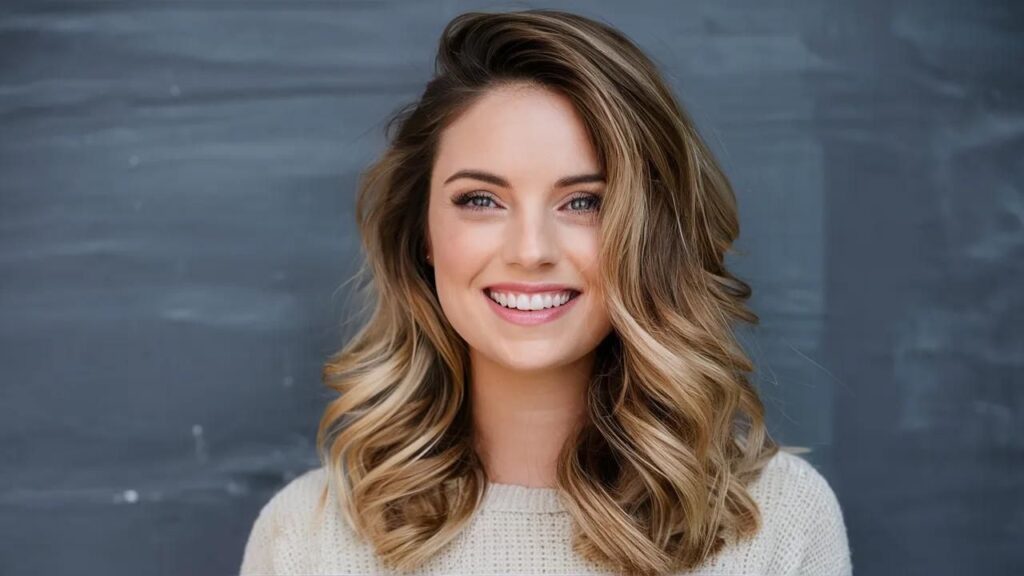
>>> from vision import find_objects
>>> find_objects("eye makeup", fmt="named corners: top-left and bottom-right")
top-left (451, 191), bottom-right (602, 214)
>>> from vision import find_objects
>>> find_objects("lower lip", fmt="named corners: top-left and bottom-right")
top-left (483, 290), bottom-right (581, 326)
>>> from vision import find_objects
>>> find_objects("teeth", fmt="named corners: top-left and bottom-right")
top-left (488, 290), bottom-right (577, 311)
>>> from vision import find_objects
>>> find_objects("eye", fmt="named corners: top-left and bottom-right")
top-left (451, 191), bottom-right (603, 214)
top-left (564, 192), bottom-right (602, 214)
top-left (451, 191), bottom-right (500, 211)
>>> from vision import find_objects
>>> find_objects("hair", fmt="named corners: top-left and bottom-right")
top-left (316, 9), bottom-right (789, 576)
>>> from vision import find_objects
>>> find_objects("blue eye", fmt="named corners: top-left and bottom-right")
top-left (566, 193), bottom-right (602, 212)
top-left (452, 191), bottom-right (602, 214)
top-left (452, 192), bottom-right (500, 211)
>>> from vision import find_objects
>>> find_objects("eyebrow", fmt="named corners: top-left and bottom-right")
top-left (442, 169), bottom-right (606, 189)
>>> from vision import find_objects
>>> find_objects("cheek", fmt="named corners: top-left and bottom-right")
top-left (565, 232), bottom-right (612, 327)
top-left (429, 202), bottom-right (490, 273)
top-left (566, 229), bottom-right (601, 284)
top-left (433, 226), bottom-right (495, 281)
top-left (429, 217), bottom-right (498, 323)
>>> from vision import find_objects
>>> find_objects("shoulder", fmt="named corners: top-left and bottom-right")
top-left (255, 466), bottom-right (332, 535)
top-left (260, 466), bottom-right (330, 515)
top-left (240, 466), bottom-right (332, 575)
top-left (747, 448), bottom-right (852, 575)
top-left (749, 448), bottom-right (845, 529)
top-left (753, 448), bottom-right (838, 504)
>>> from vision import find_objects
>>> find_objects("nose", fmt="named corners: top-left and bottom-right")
top-left (503, 202), bottom-right (559, 269)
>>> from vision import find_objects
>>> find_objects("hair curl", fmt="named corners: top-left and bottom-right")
top-left (317, 9), bottom-right (787, 575)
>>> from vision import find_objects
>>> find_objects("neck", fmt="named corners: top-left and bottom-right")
top-left (469, 350), bottom-right (593, 488)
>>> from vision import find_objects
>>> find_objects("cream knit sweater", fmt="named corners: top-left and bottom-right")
top-left (239, 450), bottom-right (852, 575)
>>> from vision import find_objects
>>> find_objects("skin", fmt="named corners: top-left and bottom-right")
top-left (425, 83), bottom-right (614, 488)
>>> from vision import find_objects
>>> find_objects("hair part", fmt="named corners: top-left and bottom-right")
top-left (317, 9), bottom-right (784, 575)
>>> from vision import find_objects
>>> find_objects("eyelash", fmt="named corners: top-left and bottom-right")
top-left (452, 191), bottom-right (602, 214)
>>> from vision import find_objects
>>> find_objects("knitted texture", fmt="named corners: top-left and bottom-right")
top-left (239, 450), bottom-right (852, 575)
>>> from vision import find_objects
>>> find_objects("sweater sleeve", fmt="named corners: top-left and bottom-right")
top-left (239, 499), bottom-right (279, 576)
top-left (796, 471), bottom-right (853, 576)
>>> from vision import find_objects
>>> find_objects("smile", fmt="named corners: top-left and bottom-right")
top-left (487, 289), bottom-right (579, 310)
top-left (483, 288), bottom-right (581, 326)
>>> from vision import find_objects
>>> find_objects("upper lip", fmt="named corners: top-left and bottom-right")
top-left (484, 282), bottom-right (582, 294)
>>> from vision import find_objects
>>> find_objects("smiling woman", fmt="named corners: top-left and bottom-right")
top-left (426, 84), bottom-right (612, 383)
top-left (240, 8), bottom-right (851, 576)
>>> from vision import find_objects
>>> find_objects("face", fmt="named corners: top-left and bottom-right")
top-left (426, 84), bottom-right (613, 374)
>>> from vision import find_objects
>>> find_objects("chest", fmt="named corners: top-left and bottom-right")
top-left (306, 509), bottom-right (786, 575)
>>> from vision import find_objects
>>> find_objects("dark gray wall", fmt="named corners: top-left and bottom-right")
top-left (1, 1), bottom-right (1020, 574)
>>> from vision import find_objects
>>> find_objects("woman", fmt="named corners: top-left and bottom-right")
top-left (240, 8), bottom-right (851, 576)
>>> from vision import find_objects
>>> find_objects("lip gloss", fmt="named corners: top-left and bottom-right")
top-left (483, 290), bottom-right (581, 326)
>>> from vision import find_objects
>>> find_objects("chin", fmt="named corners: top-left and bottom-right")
top-left (492, 347), bottom-right (573, 373)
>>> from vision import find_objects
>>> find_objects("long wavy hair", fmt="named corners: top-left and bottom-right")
top-left (317, 9), bottom-right (786, 575)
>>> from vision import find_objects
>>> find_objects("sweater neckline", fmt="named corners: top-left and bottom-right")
top-left (481, 481), bottom-right (566, 513)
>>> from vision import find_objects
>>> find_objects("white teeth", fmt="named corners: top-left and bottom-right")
top-left (488, 290), bottom-right (576, 311)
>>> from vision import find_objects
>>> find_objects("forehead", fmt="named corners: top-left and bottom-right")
top-left (432, 85), bottom-right (601, 184)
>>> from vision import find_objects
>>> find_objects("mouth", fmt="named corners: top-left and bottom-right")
top-left (481, 287), bottom-right (583, 326)
top-left (482, 287), bottom-right (582, 311)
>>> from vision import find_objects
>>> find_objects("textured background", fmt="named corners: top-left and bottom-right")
top-left (1, 1), bottom-right (1021, 574)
